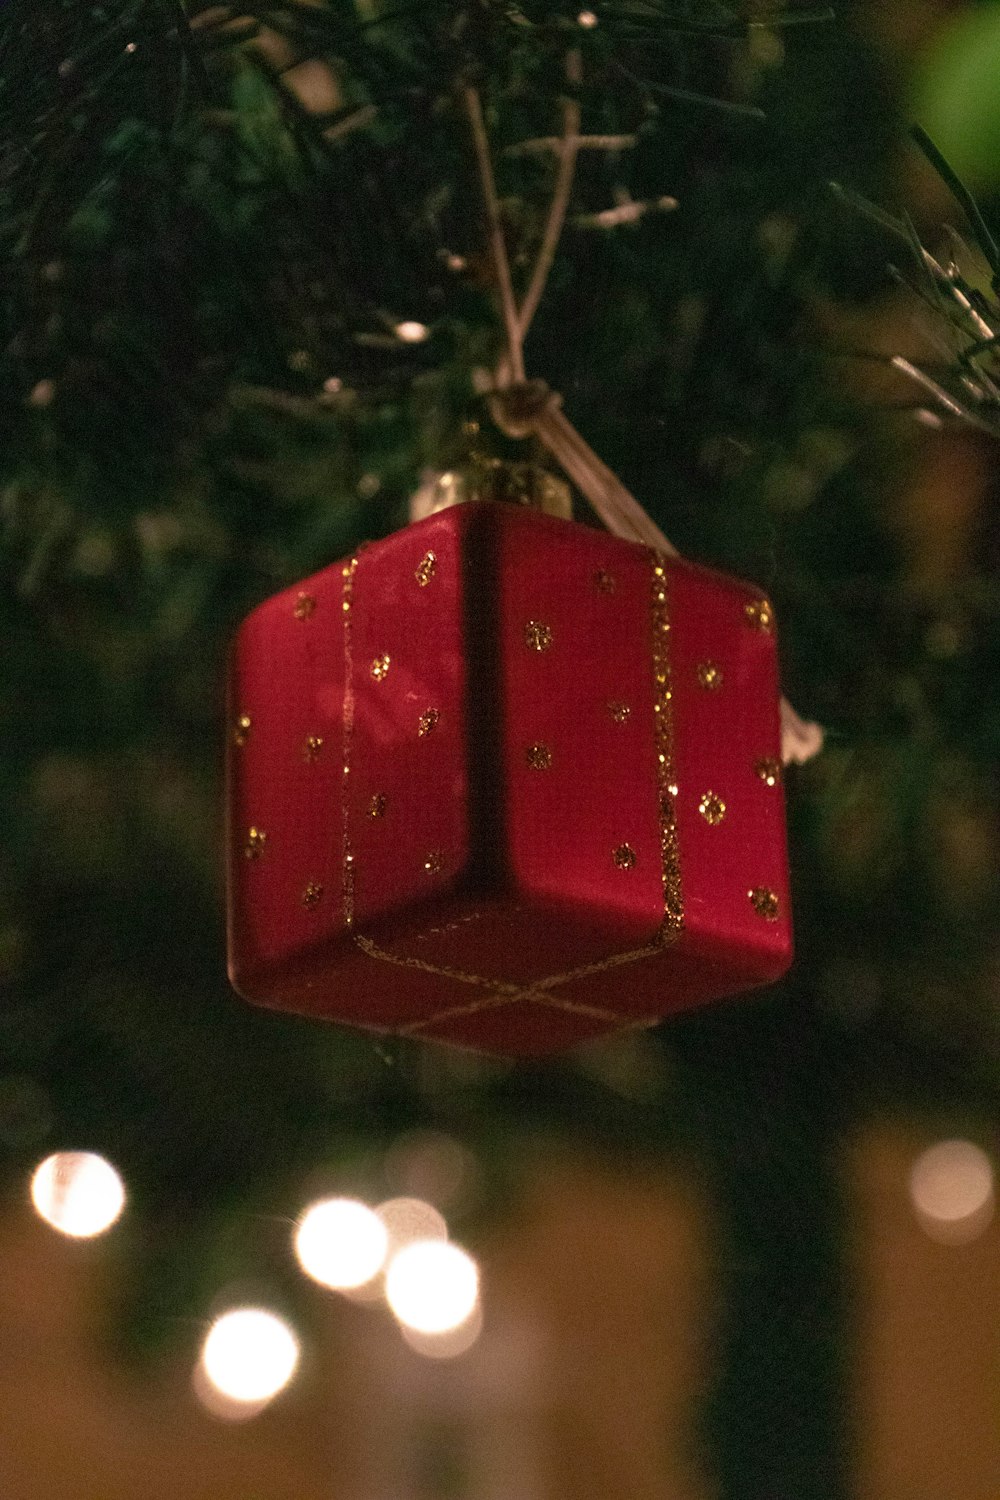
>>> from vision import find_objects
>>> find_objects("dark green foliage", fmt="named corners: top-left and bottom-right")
top-left (2, 4), bottom-right (999, 1496)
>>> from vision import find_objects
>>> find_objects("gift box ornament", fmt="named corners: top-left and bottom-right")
top-left (227, 498), bottom-right (793, 1055)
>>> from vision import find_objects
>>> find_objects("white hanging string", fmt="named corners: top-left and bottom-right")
top-left (462, 78), bottom-right (823, 765)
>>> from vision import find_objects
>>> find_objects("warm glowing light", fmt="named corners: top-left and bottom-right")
top-left (375, 1196), bottom-right (448, 1256)
top-left (30, 1151), bottom-right (126, 1238)
top-left (294, 1197), bottom-right (388, 1289)
top-left (385, 1239), bottom-right (480, 1334)
top-left (200, 1309), bottom-right (299, 1404)
top-left (192, 1361), bottom-right (268, 1423)
top-left (910, 1139), bottom-right (994, 1245)
top-left (395, 320), bottom-right (429, 343)
top-left (578, 9), bottom-right (598, 26)
top-left (384, 1130), bottom-right (478, 1210)
top-left (400, 1300), bottom-right (483, 1360)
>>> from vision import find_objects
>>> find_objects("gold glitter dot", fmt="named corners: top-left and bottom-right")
top-left (369, 793), bottom-right (387, 818)
top-left (698, 791), bottom-right (727, 826)
top-left (594, 568), bottom-right (617, 595)
top-left (370, 653), bottom-right (391, 681)
top-left (607, 701), bottom-right (631, 723)
top-left (244, 827), bottom-right (267, 859)
top-left (302, 881), bottom-right (323, 907)
top-left (415, 550), bottom-right (437, 587)
top-left (754, 757), bottom-right (782, 787)
top-left (697, 661), bottom-right (723, 691)
top-left (526, 743), bottom-right (552, 770)
top-left (233, 713), bottom-right (252, 747)
top-left (424, 850), bottom-right (443, 874)
top-left (303, 735), bottom-right (323, 762)
top-left (667, 783), bottom-right (679, 798)
top-left (294, 591), bottom-right (316, 620)
top-left (744, 598), bottom-right (774, 632)
top-left (524, 620), bottom-right (553, 652)
top-left (417, 708), bottom-right (440, 737)
top-left (613, 843), bottom-right (637, 870)
top-left (748, 887), bottom-right (781, 920)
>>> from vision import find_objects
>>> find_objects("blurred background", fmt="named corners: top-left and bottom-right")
top-left (3, 0), bottom-right (1000, 1496)
top-left (3, 1125), bottom-right (1000, 1499)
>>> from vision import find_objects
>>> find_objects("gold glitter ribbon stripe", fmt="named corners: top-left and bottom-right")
top-left (650, 554), bottom-right (684, 934)
top-left (399, 986), bottom-right (666, 1038)
top-left (353, 935), bottom-right (629, 1023)
top-left (398, 986), bottom-right (622, 1036)
top-left (340, 549), bottom-right (684, 1027)
top-left (353, 934), bottom-right (523, 996)
top-left (341, 557), bottom-right (359, 928)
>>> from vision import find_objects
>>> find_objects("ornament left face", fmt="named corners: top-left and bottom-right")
top-left (227, 501), bottom-right (792, 1056)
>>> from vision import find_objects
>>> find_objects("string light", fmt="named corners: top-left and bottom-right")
top-left (909, 1139), bottom-right (994, 1245)
top-left (294, 1197), bottom-right (389, 1289)
top-left (199, 1309), bottom-right (300, 1405)
top-left (578, 10), bottom-right (599, 27)
top-left (30, 1151), bottom-right (125, 1238)
top-left (385, 1239), bottom-right (480, 1335)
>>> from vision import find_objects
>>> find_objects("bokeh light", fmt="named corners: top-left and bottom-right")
top-left (400, 1300), bottom-right (483, 1360)
top-left (909, 1139), bottom-right (994, 1245)
top-left (383, 1130), bottom-right (478, 1211)
top-left (30, 1151), bottom-right (126, 1238)
top-left (192, 1360), bottom-right (270, 1423)
top-left (294, 1197), bottom-right (389, 1290)
top-left (199, 1309), bottom-right (300, 1405)
top-left (375, 1195), bottom-right (448, 1256)
top-left (394, 320), bottom-right (429, 343)
top-left (385, 1239), bottom-right (480, 1334)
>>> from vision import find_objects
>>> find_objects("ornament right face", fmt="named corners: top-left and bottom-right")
top-left (227, 501), bottom-right (792, 1056)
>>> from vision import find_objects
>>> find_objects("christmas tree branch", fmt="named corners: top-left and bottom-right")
top-left (911, 124), bottom-right (1000, 282)
top-left (505, 134), bottom-right (636, 157)
top-left (890, 357), bottom-right (995, 434)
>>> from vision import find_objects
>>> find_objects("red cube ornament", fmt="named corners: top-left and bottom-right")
top-left (227, 500), bottom-right (792, 1055)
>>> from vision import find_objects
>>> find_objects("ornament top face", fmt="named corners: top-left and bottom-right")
top-left (227, 502), bottom-right (792, 1055)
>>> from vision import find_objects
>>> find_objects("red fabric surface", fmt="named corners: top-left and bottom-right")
top-left (228, 502), bottom-right (792, 1055)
